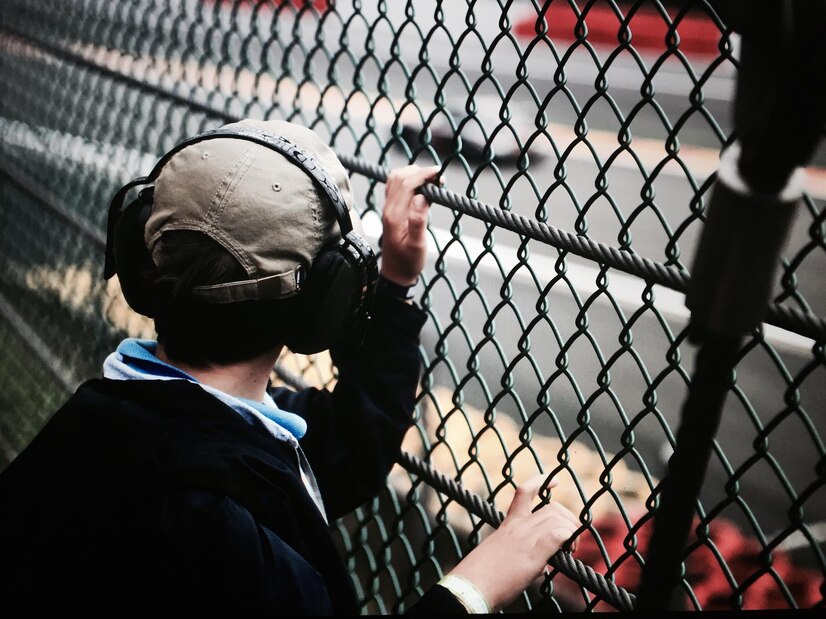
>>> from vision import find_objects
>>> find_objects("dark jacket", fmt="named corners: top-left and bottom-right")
top-left (0, 292), bottom-right (463, 615)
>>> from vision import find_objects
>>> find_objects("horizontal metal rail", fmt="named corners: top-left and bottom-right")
top-left (2, 25), bottom-right (823, 343)
top-left (0, 162), bottom-right (637, 610)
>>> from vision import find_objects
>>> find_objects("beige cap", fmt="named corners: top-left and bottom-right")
top-left (145, 118), bottom-right (360, 301)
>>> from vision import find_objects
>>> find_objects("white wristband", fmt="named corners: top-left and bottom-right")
top-left (438, 574), bottom-right (491, 614)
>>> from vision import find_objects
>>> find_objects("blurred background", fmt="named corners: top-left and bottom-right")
top-left (0, 0), bottom-right (824, 611)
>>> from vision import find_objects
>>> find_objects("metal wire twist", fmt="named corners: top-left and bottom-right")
top-left (341, 154), bottom-right (826, 343)
top-left (396, 450), bottom-right (637, 611)
top-left (4, 24), bottom-right (823, 345)
top-left (274, 345), bottom-right (636, 609)
top-left (2, 0), bottom-right (825, 613)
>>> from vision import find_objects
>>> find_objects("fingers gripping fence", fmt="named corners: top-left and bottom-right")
top-left (0, 108), bottom-right (639, 613)
top-left (396, 451), bottom-right (638, 611)
top-left (2, 0), bottom-right (826, 613)
top-left (343, 156), bottom-right (826, 341)
top-left (276, 356), bottom-right (637, 609)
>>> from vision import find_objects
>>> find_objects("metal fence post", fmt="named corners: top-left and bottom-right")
top-left (638, 0), bottom-right (826, 609)
top-left (637, 335), bottom-right (740, 609)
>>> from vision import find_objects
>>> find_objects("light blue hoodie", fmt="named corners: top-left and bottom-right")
top-left (102, 338), bottom-right (327, 521)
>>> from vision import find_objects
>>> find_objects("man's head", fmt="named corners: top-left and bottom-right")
top-left (106, 119), bottom-right (376, 366)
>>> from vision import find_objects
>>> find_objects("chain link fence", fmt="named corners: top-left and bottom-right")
top-left (1, 0), bottom-right (824, 612)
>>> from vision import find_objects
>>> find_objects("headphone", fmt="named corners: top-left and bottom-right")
top-left (103, 126), bottom-right (379, 354)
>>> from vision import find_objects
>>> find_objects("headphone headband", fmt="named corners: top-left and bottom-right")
top-left (104, 123), bottom-right (379, 352)
top-left (104, 126), bottom-right (354, 280)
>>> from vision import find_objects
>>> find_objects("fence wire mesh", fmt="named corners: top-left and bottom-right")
top-left (1, 0), bottom-right (825, 612)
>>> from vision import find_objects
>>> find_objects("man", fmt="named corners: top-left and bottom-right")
top-left (0, 119), bottom-right (577, 614)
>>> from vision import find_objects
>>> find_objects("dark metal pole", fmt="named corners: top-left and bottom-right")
top-left (637, 0), bottom-right (826, 610)
top-left (636, 335), bottom-right (740, 610)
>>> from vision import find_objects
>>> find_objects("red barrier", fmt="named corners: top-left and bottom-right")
top-left (206, 0), bottom-right (329, 11)
top-left (513, 3), bottom-right (720, 57)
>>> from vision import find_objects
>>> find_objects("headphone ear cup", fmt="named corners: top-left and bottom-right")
top-left (113, 188), bottom-right (159, 318)
top-left (282, 240), bottom-right (364, 354)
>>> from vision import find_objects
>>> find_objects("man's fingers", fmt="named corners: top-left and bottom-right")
top-left (507, 474), bottom-right (551, 517)
top-left (551, 524), bottom-right (579, 553)
top-left (386, 164), bottom-right (439, 189)
top-left (386, 165), bottom-right (440, 200)
top-left (406, 195), bottom-right (430, 239)
top-left (404, 164), bottom-right (441, 187)
top-left (542, 477), bottom-right (559, 491)
top-left (532, 503), bottom-right (580, 534)
top-left (506, 473), bottom-right (562, 517)
top-left (384, 165), bottom-right (440, 234)
top-left (533, 502), bottom-right (580, 553)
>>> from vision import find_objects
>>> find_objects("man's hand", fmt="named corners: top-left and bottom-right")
top-left (445, 475), bottom-right (579, 612)
top-left (380, 165), bottom-right (441, 287)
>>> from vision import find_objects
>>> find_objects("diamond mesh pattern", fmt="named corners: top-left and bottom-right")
top-left (1, 0), bottom-right (824, 611)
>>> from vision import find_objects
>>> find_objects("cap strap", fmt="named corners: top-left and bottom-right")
top-left (192, 268), bottom-right (299, 303)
